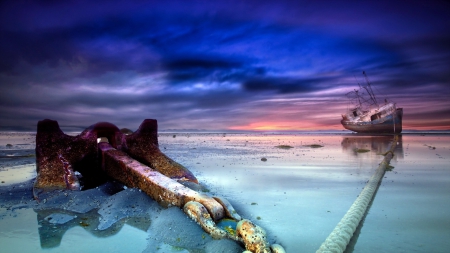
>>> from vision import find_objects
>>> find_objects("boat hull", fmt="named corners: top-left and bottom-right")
top-left (341, 108), bottom-right (403, 134)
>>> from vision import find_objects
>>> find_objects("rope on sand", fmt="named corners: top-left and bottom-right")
top-left (316, 135), bottom-right (399, 253)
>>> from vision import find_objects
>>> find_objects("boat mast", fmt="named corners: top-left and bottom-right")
top-left (362, 71), bottom-right (379, 107)
top-left (355, 76), bottom-right (363, 108)
top-left (346, 72), bottom-right (380, 112)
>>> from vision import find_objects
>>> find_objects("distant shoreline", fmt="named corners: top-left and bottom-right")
top-left (1, 130), bottom-right (449, 135)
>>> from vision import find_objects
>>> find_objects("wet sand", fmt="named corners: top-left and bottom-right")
top-left (1, 132), bottom-right (450, 252)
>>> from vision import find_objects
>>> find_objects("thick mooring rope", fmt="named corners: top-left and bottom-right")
top-left (316, 135), bottom-right (398, 253)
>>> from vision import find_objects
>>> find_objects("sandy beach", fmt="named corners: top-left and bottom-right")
top-left (1, 131), bottom-right (450, 252)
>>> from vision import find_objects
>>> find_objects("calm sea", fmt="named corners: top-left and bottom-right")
top-left (1, 132), bottom-right (449, 252)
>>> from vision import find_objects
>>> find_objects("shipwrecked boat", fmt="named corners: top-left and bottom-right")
top-left (341, 72), bottom-right (403, 133)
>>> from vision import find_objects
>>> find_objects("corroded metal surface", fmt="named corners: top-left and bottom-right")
top-left (99, 142), bottom-right (224, 221)
top-left (213, 196), bottom-right (242, 221)
top-left (34, 119), bottom-right (99, 198)
top-left (122, 119), bottom-right (198, 183)
top-left (183, 201), bottom-right (230, 240)
top-left (237, 219), bottom-right (271, 253)
top-left (34, 119), bottom-right (198, 198)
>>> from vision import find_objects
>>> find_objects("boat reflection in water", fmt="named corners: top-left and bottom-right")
top-left (341, 135), bottom-right (403, 159)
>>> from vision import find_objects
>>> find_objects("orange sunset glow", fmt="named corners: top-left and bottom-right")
top-left (229, 121), bottom-right (343, 131)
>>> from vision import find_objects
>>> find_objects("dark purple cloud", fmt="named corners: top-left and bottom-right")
top-left (0, 0), bottom-right (449, 131)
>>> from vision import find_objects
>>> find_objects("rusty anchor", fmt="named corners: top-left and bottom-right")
top-left (34, 119), bottom-right (285, 253)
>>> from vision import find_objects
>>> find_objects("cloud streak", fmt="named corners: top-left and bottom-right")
top-left (1, 0), bottom-right (449, 131)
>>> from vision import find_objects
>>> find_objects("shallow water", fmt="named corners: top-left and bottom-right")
top-left (160, 133), bottom-right (450, 253)
top-left (1, 132), bottom-right (449, 252)
top-left (0, 208), bottom-right (148, 253)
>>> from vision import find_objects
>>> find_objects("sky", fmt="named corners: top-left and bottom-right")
top-left (1, 0), bottom-right (449, 131)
